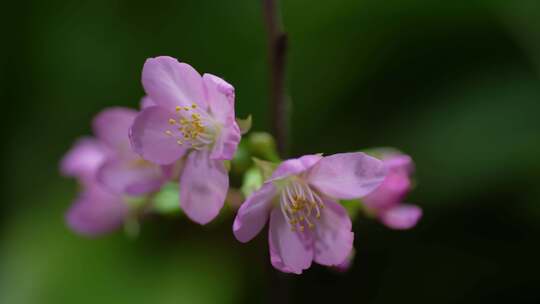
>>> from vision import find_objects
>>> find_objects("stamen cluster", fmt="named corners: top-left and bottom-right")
top-left (164, 104), bottom-right (214, 149)
top-left (280, 180), bottom-right (325, 232)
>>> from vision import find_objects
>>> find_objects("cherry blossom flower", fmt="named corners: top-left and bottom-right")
top-left (61, 107), bottom-right (168, 236)
top-left (61, 138), bottom-right (127, 236)
top-left (130, 56), bottom-right (241, 224)
top-left (233, 153), bottom-right (386, 274)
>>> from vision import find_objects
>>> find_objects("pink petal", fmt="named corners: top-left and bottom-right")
top-left (268, 208), bottom-right (313, 274)
top-left (313, 199), bottom-right (354, 266)
top-left (60, 138), bottom-right (109, 183)
top-left (130, 106), bottom-right (186, 165)
top-left (65, 183), bottom-right (127, 237)
top-left (97, 158), bottom-right (165, 196)
top-left (142, 56), bottom-right (207, 111)
top-left (202, 73), bottom-right (235, 122)
top-left (384, 154), bottom-right (414, 174)
top-left (269, 154), bottom-right (323, 181)
top-left (380, 204), bottom-right (422, 230)
top-left (92, 107), bottom-right (137, 152)
top-left (362, 168), bottom-right (411, 210)
top-left (210, 119), bottom-right (241, 160)
top-left (307, 152), bottom-right (386, 199)
top-left (140, 96), bottom-right (156, 109)
top-left (233, 183), bottom-right (276, 243)
top-left (179, 150), bottom-right (228, 225)
top-left (334, 249), bottom-right (355, 272)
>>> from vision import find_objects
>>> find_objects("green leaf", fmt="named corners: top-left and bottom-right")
top-left (236, 115), bottom-right (252, 135)
top-left (123, 196), bottom-right (147, 209)
top-left (340, 199), bottom-right (367, 221)
top-left (252, 157), bottom-right (278, 180)
top-left (241, 167), bottom-right (264, 197)
top-left (230, 142), bottom-right (251, 176)
top-left (247, 132), bottom-right (280, 162)
top-left (152, 182), bottom-right (181, 215)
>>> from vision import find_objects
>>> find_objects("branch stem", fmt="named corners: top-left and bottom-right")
top-left (262, 0), bottom-right (289, 157)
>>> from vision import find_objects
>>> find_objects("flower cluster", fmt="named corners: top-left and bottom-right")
top-left (61, 55), bottom-right (422, 274)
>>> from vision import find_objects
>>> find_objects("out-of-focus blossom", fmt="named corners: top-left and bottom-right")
top-left (362, 153), bottom-right (422, 230)
top-left (61, 138), bottom-right (127, 236)
top-left (233, 153), bottom-right (386, 274)
top-left (130, 56), bottom-right (241, 224)
top-left (61, 107), bottom-right (168, 236)
top-left (65, 181), bottom-right (128, 237)
top-left (94, 108), bottom-right (168, 196)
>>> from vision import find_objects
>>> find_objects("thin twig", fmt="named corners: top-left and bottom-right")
top-left (262, 3), bottom-right (292, 303)
top-left (262, 0), bottom-right (289, 157)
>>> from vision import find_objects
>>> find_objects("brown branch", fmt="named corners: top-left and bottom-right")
top-left (262, 4), bottom-right (292, 303)
top-left (262, 0), bottom-right (289, 158)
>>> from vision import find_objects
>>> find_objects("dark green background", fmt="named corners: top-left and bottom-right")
top-left (2, 0), bottom-right (540, 303)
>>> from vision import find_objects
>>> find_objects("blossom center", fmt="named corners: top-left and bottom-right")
top-left (279, 178), bottom-right (325, 232)
top-left (164, 104), bottom-right (217, 150)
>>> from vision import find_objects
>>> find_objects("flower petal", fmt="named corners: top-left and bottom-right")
top-left (180, 150), bottom-right (228, 225)
top-left (92, 107), bottom-right (137, 152)
top-left (380, 204), bottom-right (422, 230)
top-left (97, 158), bottom-right (165, 196)
top-left (233, 182), bottom-right (276, 243)
top-left (60, 138), bottom-right (109, 183)
top-left (268, 208), bottom-right (313, 274)
top-left (363, 153), bottom-right (414, 210)
top-left (384, 154), bottom-right (414, 174)
top-left (362, 167), bottom-right (411, 210)
top-left (308, 152), bottom-right (386, 199)
top-left (65, 184), bottom-right (127, 237)
top-left (210, 120), bottom-right (241, 160)
top-left (142, 56), bottom-right (206, 111)
top-left (202, 73), bottom-right (235, 121)
top-left (269, 154), bottom-right (323, 181)
top-left (140, 96), bottom-right (156, 109)
top-left (130, 106), bottom-right (187, 165)
top-left (313, 199), bottom-right (354, 266)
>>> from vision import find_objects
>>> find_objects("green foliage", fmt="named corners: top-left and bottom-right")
top-left (152, 182), bottom-right (181, 215)
top-left (236, 115), bottom-right (252, 135)
top-left (241, 167), bottom-right (264, 198)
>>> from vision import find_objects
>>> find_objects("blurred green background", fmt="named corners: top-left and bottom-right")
top-left (2, 0), bottom-right (540, 303)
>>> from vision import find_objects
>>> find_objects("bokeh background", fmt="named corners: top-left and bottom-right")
top-left (2, 0), bottom-right (540, 303)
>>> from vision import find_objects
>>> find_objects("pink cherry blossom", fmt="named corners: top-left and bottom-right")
top-left (94, 107), bottom-right (168, 196)
top-left (130, 56), bottom-right (241, 224)
top-left (61, 138), bottom-right (127, 236)
top-left (233, 153), bottom-right (386, 274)
top-left (362, 153), bottom-right (422, 230)
top-left (61, 107), bottom-right (168, 236)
